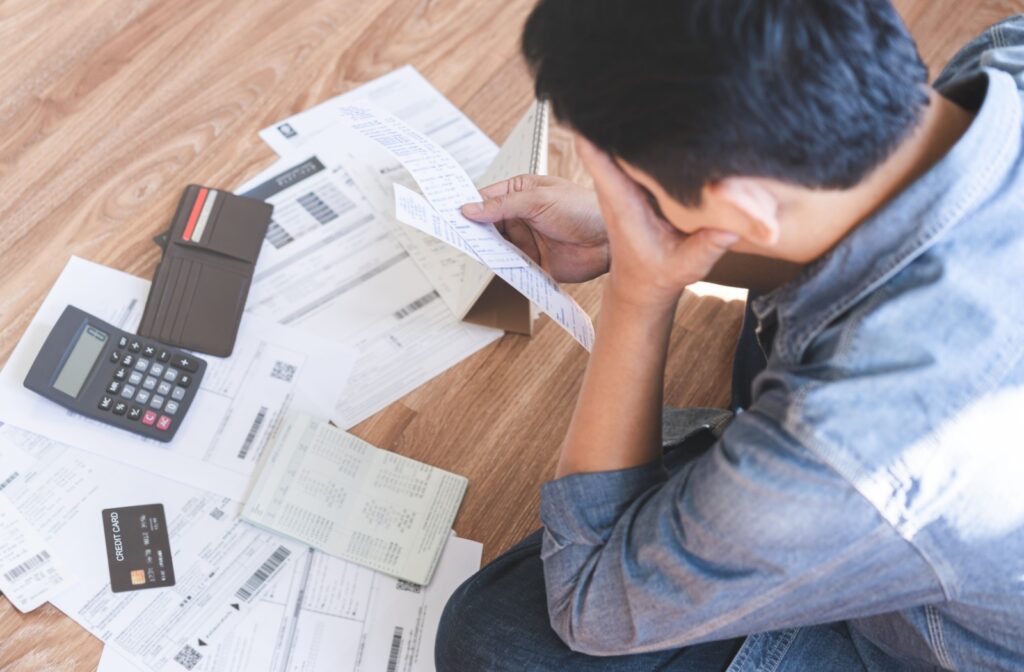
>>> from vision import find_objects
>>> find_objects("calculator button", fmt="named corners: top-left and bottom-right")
top-left (142, 376), bottom-right (158, 391)
top-left (178, 374), bottom-right (192, 388)
top-left (127, 406), bottom-right (143, 421)
top-left (164, 400), bottom-right (179, 415)
top-left (128, 371), bottom-right (144, 385)
top-left (134, 358), bottom-right (150, 372)
top-left (98, 396), bottom-right (113, 411)
top-left (112, 401), bottom-right (128, 415)
top-left (142, 344), bottom-right (156, 357)
top-left (157, 350), bottom-right (170, 363)
top-left (163, 368), bottom-right (179, 383)
top-left (150, 363), bottom-right (165, 378)
top-left (110, 351), bottom-right (121, 363)
top-left (141, 410), bottom-right (158, 426)
top-left (157, 381), bottom-right (172, 396)
top-left (120, 384), bottom-right (137, 399)
top-left (135, 389), bottom-right (151, 405)
top-left (156, 415), bottom-right (172, 431)
top-left (106, 381), bottom-right (120, 394)
top-left (114, 367), bottom-right (128, 381)
top-left (171, 386), bottom-right (187, 401)
top-left (129, 340), bottom-right (142, 353)
top-left (118, 336), bottom-right (129, 349)
top-left (172, 355), bottom-right (198, 372)
top-left (122, 354), bottom-right (134, 368)
top-left (150, 395), bottom-right (165, 410)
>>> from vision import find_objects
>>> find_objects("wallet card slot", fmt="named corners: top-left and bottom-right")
top-left (150, 256), bottom-right (186, 340)
top-left (169, 261), bottom-right (202, 345)
top-left (179, 264), bottom-right (248, 356)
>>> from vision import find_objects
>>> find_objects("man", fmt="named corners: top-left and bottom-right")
top-left (437, 1), bottom-right (1024, 670)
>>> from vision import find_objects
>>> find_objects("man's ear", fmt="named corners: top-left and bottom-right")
top-left (709, 178), bottom-right (781, 247)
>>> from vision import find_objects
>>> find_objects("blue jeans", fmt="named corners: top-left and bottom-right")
top-left (435, 298), bottom-right (865, 670)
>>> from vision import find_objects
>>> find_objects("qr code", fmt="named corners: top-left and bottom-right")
top-left (174, 644), bottom-right (202, 670)
top-left (271, 361), bottom-right (296, 382)
top-left (395, 578), bottom-right (422, 593)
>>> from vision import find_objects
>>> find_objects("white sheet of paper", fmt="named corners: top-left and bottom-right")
top-left (259, 66), bottom-right (498, 181)
top-left (394, 184), bottom-right (596, 350)
top-left (0, 423), bottom-right (304, 672)
top-left (237, 155), bottom-right (502, 428)
top-left (0, 257), bottom-right (357, 499)
top-left (97, 535), bottom-right (483, 672)
top-left (0, 491), bottom-right (74, 612)
top-left (258, 65), bottom-right (498, 322)
top-left (242, 412), bottom-right (467, 584)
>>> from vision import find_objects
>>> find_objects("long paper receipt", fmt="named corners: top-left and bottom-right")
top-left (338, 105), bottom-right (596, 351)
top-left (242, 412), bottom-right (467, 585)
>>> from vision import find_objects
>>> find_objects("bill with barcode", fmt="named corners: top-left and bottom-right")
top-left (0, 493), bottom-right (73, 612)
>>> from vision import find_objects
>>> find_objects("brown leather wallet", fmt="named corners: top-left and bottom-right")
top-left (138, 184), bottom-right (273, 357)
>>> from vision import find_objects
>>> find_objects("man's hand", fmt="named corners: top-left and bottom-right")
top-left (461, 175), bottom-right (608, 283)
top-left (576, 137), bottom-right (738, 309)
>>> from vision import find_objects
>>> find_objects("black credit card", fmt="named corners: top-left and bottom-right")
top-left (102, 504), bottom-right (176, 593)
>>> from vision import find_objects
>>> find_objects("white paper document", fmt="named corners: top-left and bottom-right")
top-left (0, 257), bottom-right (357, 499)
top-left (0, 491), bottom-right (73, 612)
top-left (333, 105), bottom-right (594, 350)
top-left (0, 423), bottom-right (303, 672)
top-left (243, 412), bottom-right (467, 585)
top-left (258, 65), bottom-right (500, 325)
top-left (97, 536), bottom-right (483, 672)
top-left (237, 155), bottom-right (502, 428)
top-left (259, 66), bottom-right (498, 182)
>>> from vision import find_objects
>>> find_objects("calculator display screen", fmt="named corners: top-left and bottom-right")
top-left (53, 325), bottom-right (108, 398)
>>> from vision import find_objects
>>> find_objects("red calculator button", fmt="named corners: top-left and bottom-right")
top-left (142, 410), bottom-right (158, 426)
top-left (156, 415), bottom-right (172, 431)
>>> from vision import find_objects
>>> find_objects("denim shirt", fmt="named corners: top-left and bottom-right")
top-left (539, 18), bottom-right (1024, 672)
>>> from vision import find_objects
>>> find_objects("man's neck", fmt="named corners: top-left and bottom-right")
top-left (781, 89), bottom-right (976, 263)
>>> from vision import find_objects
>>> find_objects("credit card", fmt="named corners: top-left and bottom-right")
top-left (102, 504), bottom-right (175, 593)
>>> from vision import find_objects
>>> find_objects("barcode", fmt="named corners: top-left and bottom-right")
top-left (271, 361), bottom-right (296, 382)
top-left (298, 192), bottom-right (339, 225)
top-left (395, 578), bottom-right (422, 594)
top-left (4, 550), bottom-right (50, 582)
top-left (394, 290), bottom-right (439, 320)
top-left (0, 471), bottom-right (18, 492)
top-left (174, 644), bottom-right (202, 670)
top-left (238, 407), bottom-right (268, 459)
top-left (266, 220), bottom-right (295, 249)
top-left (235, 546), bottom-right (290, 602)
top-left (386, 626), bottom-right (404, 672)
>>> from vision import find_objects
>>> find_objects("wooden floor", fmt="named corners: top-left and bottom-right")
top-left (0, 0), bottom-right (1018, 669)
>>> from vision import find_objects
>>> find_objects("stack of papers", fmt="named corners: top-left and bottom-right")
top-left (0, 65), bottom-right (578, 671)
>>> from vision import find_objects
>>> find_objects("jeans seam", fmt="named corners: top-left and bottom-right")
top-left (726, 628), bottom-right (799, 672)
top-left (926, 605), bottom-right (956, 670)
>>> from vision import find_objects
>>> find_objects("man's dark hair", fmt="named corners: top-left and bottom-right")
top-left (522, 0), bottom-right (929, 205)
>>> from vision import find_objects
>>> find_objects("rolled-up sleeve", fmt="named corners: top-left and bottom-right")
top-left (539, 408), bottom-right (945, 656)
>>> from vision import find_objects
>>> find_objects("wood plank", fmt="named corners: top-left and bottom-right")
top-left (0, 1), bottom-right (1018, 668)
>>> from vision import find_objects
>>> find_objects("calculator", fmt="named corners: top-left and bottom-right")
top-left (23, 305), bottom-right (207, 442)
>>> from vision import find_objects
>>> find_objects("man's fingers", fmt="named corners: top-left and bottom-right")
top-left (677, 229), bottom-right (739, 279)
top-left (478, 174), bottom-right (538, 199)
top-left (461, 190), bottom-right (538, 223)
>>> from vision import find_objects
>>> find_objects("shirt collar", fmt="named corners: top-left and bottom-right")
top-left (752, 68), bottom-right (1022, 365)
